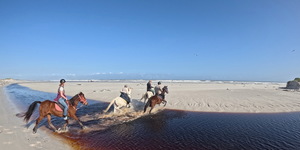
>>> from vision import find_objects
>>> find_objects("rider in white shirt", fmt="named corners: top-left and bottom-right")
top-left (54, 79), bottom-right (68, 120)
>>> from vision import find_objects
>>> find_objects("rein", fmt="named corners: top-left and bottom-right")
top-left (77, 94), bottom-right (85, 103)
top-left (68, 94), bottom-right (86, 110)
top-left (75, 94), bottom-right (86, 110)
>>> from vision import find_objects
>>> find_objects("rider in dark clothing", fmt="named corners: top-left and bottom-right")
top-left (120, 93), bottom-right (130, 104)
top-left (147, 80), bottom-right (154, 94)
top-left (120, 85), bottom-right (131, 104)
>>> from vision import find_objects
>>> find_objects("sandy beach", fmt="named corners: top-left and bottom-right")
top-left (0, 79), bottom-right (71, 150)
top-left (17, 80), bottom-right (300, 113)
top-left (1, 79), bottom-right (300, 149)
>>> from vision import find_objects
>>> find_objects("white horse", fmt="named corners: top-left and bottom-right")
top-left (104, 88), bottom-right (132, 113)
top-left (140, 90), bottom-right (154, 103)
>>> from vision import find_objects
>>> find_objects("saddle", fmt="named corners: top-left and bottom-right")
top-left (54, 101), bottom-right (69, 112)
top-left (156, 94), bottom-right (165, 100)
top-left (120, 93), bottom-right (131, 104)
top-left (146, 91), bottom-right (154, 97)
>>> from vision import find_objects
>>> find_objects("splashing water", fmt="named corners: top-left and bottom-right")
top-left (6, 84), bottom-right (300, 150)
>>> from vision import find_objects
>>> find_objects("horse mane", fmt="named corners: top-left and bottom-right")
top-left (69, 92), bottom-right (83, 106)
top-left (163, 86), bottom-right (168, 91)
top-left (69, 96), bottom-right (76, 106)
top-left (162, 86), bottom-right (168, 95)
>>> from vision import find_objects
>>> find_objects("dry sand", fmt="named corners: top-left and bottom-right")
top-left (1, 79), bottom-right (300, 149)
top-left (0, 79), bottom-right (71, 150)
top-left (17, 80), bottom-right (300, 113)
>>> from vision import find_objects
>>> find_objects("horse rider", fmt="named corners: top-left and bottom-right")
top-left (53, 79), bottom-right (69, 120)
top-left (147, 80), bottom-right (154, 94)
top-left (154, 81), bottom-right (163, 95)
top-left (120, 85), bottom-right (131, 104)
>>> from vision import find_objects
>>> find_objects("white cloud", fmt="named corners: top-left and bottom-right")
top-left (67, 74), bottom-right (76, 76)
top-left (92, 72), bottom-right (124, 75)
top-left (92, 72), bottom-right (107, 75)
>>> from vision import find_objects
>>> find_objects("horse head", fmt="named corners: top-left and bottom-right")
top-left (128, 87), bottom-right (133, 98)
top-left (76, 92), bottom-right (88, 105)
top-left (163, 86), bottom-right (169, 94)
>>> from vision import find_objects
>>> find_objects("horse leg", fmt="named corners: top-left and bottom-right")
top-left (147, 100), bottom-right (153, 114)
top-left (163, 100), bottom-right (167, 107)
top-left (114, 104), bottom-right (121, 114)
top-left (143, 100), bottom-right (150, 113)
top-left (46, 114), bottom-right (57, 132)
top-left (61, 112), bottom-right (69, 131)
top-left (33, 115), bottom-right (44, 134)
top-left (144, 94), bottom-right (148, 103)
top-left (62, 120), bottom-right (69, 131)
top-left (149, 106), bottom-right (154, 114)
top-left (140, 93), bottom-right (145, 101)
top-left (70, 114), bottom-right (85, 129)
top-left (104, 99), bottom-right (115, 113)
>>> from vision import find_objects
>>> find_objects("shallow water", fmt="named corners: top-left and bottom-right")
top-left (6, 84), bottom-right (300, 150)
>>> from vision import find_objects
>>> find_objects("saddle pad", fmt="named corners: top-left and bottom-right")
top-left (54, 101), bottom-right (69, 112)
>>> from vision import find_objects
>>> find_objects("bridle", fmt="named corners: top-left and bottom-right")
top-left (77, 93), bottom-right (87, 105)
top-left (162, 86), bottom-right (169, 95)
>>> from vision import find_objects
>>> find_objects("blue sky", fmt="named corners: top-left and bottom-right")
top-left (1, 0), bottom-right (299, 82)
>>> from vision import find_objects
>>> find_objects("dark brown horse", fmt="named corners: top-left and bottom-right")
top-left (19, 92), bottom-right (88, 133)
top-left (144, 86), bottom-right (169, 114)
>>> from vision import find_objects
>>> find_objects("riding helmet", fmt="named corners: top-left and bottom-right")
top-left (60, 79), bottom-right (66, 83)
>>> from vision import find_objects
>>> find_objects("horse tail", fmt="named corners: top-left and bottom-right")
top-left (104, 98), bottom-right (115, 113)
top-left (23, 101), bottom-right (41, 123)
top-left (143, 99), bottom-right (151, 113)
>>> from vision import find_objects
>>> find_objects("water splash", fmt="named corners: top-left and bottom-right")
top-left (6, 84), bottom-right (300, 150)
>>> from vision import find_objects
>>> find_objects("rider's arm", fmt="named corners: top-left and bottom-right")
top-left (59, 88), bottom-right (68, 100)
top-left (159, 87), bottom-right (163, 92)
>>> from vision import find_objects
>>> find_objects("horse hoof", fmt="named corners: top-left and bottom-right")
top-left (56, 127), bottom-right (68, 133)
top-left (55, 130), bottom-right (61, 133)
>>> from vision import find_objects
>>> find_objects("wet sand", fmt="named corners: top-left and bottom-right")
top-left (2, 79), bottom-right (300, 150)
top-left (0, 79), bottom-right (71, 150)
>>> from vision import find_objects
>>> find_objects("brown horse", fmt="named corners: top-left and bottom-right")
top-left (19, 92), bottom-right (88, 133)
top-left (144, 86), bottom-right (169, 114)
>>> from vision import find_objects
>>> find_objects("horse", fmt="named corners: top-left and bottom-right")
top-left (19, 92), bottom-right (88, 133)
top-left (104, 88), bottom-right (132, 114)
top-left (140, 90), bottom-right (154, 103)
top-left (144, 86), bottom-right (169, 114)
